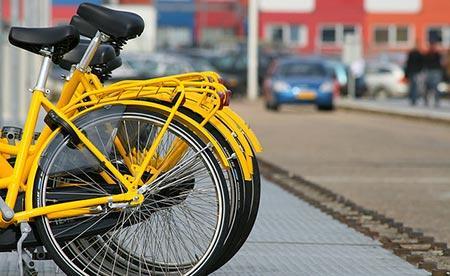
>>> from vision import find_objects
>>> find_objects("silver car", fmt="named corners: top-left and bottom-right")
top-left (365, 62), bottom-right (408, 99)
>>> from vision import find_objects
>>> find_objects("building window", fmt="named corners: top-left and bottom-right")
top-left (374, 27), bottom-right (389, 44)
top-left (290, 25), bottom-right (302, 44)
top-left (201, 27), bottom-right (235, 46)
top-left (373, 25), bottom-right (412, 47)
top-left (426, 26), bottom-right (450, 46)
top-left (269, 25), bottom-right (284, 43)
top-left (427, 27), bottom-right (443, 43)
top-left (343, 25), bottom-right (356, 37)
top-left (319, 24), bottom-right (360, 45)
top-left (321, 27), bottom-right (336, 43)
top-left (266, 24), bottom-right (308, 47)
top-left (157, 27), bottom-right (193, 49)
top-left (396, 26), bottom-right (410, 43)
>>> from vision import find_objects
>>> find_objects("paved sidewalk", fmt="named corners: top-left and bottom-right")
top-left (0, 178), bottom-right (429, 275)
top-left (217, 178), bottom-right (428, 275)
top-left (338, 98), bottom-right (450, 123)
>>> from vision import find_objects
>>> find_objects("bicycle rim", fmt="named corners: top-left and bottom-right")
top-left (34, 105), bottom-right (230, 275)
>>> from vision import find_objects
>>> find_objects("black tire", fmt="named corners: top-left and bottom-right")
top-left (372, 87), bottom-right (391, 100)
top-left (209, 156), bottom-right (261, 272)
top-left (33, 105), bottom-right (231, 276)
top-left (173, 107), bottom-right (260, 274)
top-left (317, 104), bottom-right (334, 111)
top-left (265, 99), bottom-right (279, 111)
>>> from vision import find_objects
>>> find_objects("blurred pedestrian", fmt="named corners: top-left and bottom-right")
top-left (445, 48), bottom-right (450, 83)
top-left (350, 58), bottom-right (366, 98)
top-left (405, 44), bottom-right (424, 105)
top-left (423, 41), bottom-right (443, 107)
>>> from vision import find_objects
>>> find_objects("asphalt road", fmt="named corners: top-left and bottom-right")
top-left (232, 100), bottom-right (450, 244)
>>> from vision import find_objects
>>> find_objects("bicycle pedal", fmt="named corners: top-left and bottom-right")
top-left (0, 195), bottom-right (14, 221)
top-left (1, 126), bottom-right (22, 145)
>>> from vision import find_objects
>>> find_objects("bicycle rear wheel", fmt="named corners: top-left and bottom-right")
top-left (175, 107), bottom-right (261, 273)
top-left (33, 105), bottom-right (230, 275)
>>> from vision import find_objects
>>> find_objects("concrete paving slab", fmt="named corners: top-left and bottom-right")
top-left (215, 178), bottom-right (429, 276)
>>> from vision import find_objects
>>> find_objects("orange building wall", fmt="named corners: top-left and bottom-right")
top-left (365, 0), bottom-right (450, 54)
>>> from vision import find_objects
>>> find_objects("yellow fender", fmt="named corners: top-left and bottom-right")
top-left (79, 73), bottom-right (258, 179)
top-left (25, 100), bottom-right (231, 212)
top-left (178, 101), bottom-right (253, 180)
top-left (143, 94), bottom-right (256, 180)
top-left (221, 107), bottom-right (263, 153)
top-left (212, 113), bottom-right (255, 173)
top-left (208, 116), bottom-right (253, 180)
top-left (178, 99), bottom-right (257, 177)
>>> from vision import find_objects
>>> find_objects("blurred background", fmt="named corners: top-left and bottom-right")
top-left (2, 0), bottom-right (450, 267)
top-left (1, 0), bottom-right (450, 124)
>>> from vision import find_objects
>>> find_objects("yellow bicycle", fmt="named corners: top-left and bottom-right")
top-left (0, 3), bottom-right (261, 276)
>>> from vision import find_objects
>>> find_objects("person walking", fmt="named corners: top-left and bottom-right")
top-left (405, 45), bottom-right (424, 105)
top-left (423, 41), bottom-right (443, 107)
top-left (445, 48), bottom-right (450, 85)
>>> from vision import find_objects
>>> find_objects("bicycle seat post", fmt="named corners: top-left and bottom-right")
top-left (34, 48), bottom-right (53, 93)
top-left (76, 31), bottom-right (108, 72)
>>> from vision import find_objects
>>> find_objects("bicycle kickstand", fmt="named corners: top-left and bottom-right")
top-left (17, 222), bottom-right (37, 276)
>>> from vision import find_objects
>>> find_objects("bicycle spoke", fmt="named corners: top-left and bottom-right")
top-left (37, 111), bottom-right (227, 276)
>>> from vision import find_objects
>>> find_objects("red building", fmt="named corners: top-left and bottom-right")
top-left (52, 5), bottom-right (78, 24)
top-left (195, 0), bottom-right (245, 46)
top-left (259, 0), bottom-right (365, 55)
top-left (52, 0), bottom-right (149, 25)
top-left (259, 0), bottom-right (450, 56)
top-left (3, 0), bottom-right (450, 55)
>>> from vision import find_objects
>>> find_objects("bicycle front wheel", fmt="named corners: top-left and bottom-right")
top-left (33, 105), bottom-right (230, 275)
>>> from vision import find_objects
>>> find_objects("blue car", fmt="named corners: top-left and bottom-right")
top-left (263, 57), bottom-right (338, 111)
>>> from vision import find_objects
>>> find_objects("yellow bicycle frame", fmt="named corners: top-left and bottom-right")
top-left (0, 68), bottom-right (228, 226)
top-left (0, 55), bottom-right (262, 229)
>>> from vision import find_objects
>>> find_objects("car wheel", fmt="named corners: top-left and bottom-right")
top-left (317, 103), bottom-right (334, 111)
top-left (265, 98), bottom-right (279, 111)
top-left (373, 87), bottom-right (391, 100)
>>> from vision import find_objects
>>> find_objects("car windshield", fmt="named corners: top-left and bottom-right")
top-left (278, 62), bottom-right (326, 77)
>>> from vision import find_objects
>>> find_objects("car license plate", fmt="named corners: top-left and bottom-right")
top-left (297, 91), bottom-right (316, 100)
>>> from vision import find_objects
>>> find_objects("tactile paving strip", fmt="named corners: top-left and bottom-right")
top-left (0, 178), bottom-right (429, 275)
